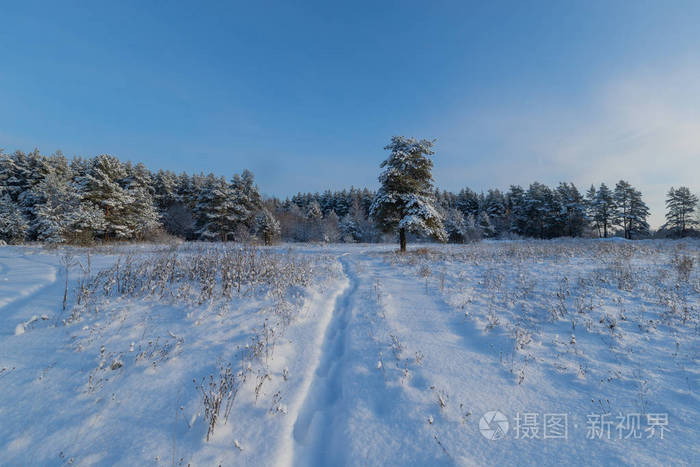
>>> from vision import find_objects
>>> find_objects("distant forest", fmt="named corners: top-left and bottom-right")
top-left (0, 147), bottom-right (697, 245)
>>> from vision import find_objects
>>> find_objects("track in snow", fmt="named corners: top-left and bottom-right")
top-left (291, 255), bottom-right (358, 467)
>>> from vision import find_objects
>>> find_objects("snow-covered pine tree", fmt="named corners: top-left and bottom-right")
top-left (334, 189), bottom-right (351, 218)
top-left (482, 189), bottom-right (507, 235)
top-left (369, 136), bottom-right (446, 252)
top-left (0, 150), bottom-right (18, 201)
top-left (254, 208), bottom-right (280, 245)
top-left (339, 213), bottom-right (360, 243)
top-left (0, 150), bottom-right (28, 203)
top-left (556, 182), bottom-right (588, 237)
top-left (0, 193), bottom-right (28, 244)
top-left (506, 185), bottom-right (527, 236)
top-left (152, 169), bottom-right (178, 214)
top-left (306, 201), bottom-right (322, 221)
top-left (47, 150), bottom-right (71, 181)
top-left (455, 187), bottom-right (480, 218)
top-left (321, 211), bottom-right (341, 243)
top-left (122, 162), bottom-right (161, 240)
top-left (31, 171), bottom-right (80, 243)
top-left (78, 155), bottom-right (134, 240)
top-left (592, 183), bottom-right (616, 238)
top-left (627, 188), bottom-right (650, 238)
top-left (523, 182), bottom-right (551, 238)
top-left (360, 188), bottom-right (374, 215)
top-left (477, 210), bottom-right (496, 238)
top-left (66, 202), bottom-right (106, 244)
top-left (443, 207), bottom-right (468, 243)
top-left (664, 186), bottom-right (699, 237)
top-left (16, 149), bottom-right (53, 238)
top-left (70, 157), bottom-right (89, 184)
top-left (229, 170), bottom-right (264, 234)
top-left (464, 214), bottom-right (481, 241)
top-left (302, 200), bottom-right (324, 241)
top-left (614, 180), bottom-right (648, 239)
top-left (194, 174), bottom-right (234, 241)
top-left (175, 173), bottom-right (197, 209)
top-left (320, 189), bottom-right (336, 216)
top-left (585, 185), bottom-right (599, 237)
top-left (339, 196), bottom-right (373, 243)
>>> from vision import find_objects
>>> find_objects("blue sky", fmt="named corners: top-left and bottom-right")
top-left (1, 1), bottom-right (699, 226)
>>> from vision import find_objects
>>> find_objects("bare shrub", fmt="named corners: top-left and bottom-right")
top-left (195, 363), bottom-right (243, 442)
top-left (671, 253), bottom-right (694, 283)
top-left (70, 244), bottom-right (314, 319)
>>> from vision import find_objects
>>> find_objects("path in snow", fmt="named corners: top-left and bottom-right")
top-left (0, 250), bottom-right (60, 335)
top-left (291, 255), bottom-right (358, 467)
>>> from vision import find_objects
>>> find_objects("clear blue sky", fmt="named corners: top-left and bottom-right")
top-left (1, 1), bottom-right (699, 226)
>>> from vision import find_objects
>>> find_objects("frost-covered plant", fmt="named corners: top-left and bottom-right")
top-left (196, 363), bottom-right (243, 442)
top-left (72, 244), bottom-right (314, 314)
top-left (671, 253), bottom-right (694, 283)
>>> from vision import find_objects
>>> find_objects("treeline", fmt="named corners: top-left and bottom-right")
top-left (258, 182), bottom-right (699, 242)
top-left (0, 149), bottom-right (279, 245)
top-left (270, 181), bottom-right (653, 243)
top-left (0, 148), bottom-right (697, 245)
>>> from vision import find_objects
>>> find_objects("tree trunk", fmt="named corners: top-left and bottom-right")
top-left (399, 228), bottom-right (406, 252)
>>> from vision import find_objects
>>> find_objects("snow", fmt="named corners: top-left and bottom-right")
top-left (0, 240), bottom-right (698, 465)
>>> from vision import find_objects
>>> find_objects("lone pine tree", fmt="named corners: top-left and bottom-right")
top-left (370, 136), bottom-right (446, 252)
top-left (665, 186), bottom-right (699, 237)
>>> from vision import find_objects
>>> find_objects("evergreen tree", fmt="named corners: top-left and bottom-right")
top-left (153, 170), bottom-right (178, 213)
top-left (0, 194), bottom-right (28, 244)
top-left (47, 150), bottom-right (71, 181)
top-left (370, 136), bottom-right (446, 251)
top-left (306, 201), bottom-right (323, 221)
top-left (340, 197), bottom-right (373, 242)
top-left (443, 208), bottom-right (468, 243)
top-left (556, 182), bottom-right (588, 237)
top-left (1, 150), bottom-right (29, 202)
top-left (482, 189), bottom-right (507, 234)
top-left (321, 211), bottom-right (341, 243)
top-left (302, 201), bottom-right (324, 241)
top-left (78, 155), bottom-right (134, 239)
top-left (175, 173), bottom-right (198, 208)
top-left (66, 203), bottom-right (106, 244)
top-left (0, 150), bottom-right (14, 194)
top-left (254, 209), bottom-right (280, 245)
top-left (339, 214), bottom-right (360, 243)
top-left (17, 149), bottom-right (52, 235)
top-left (194, 175), bottom-right (234, 241)
top-left (334, 189), bottom-right (350, 218)
top-left (229, 170), bottom-right (264, 231)
top-left (506, 185), bottom-right (527, 236)
top-left (31, 172), bottom-right (80, 243)
top-left (592, 183), bottom-right (615, 238)
top-left (585, 185), bottom-right (599, 237)
top-left (664, 186), bottom-right (699, 236)
top-left (70, 157), bottom-right (89, 183)
top-left (477, 210), bottom-right (496, 238)
top-left (123, 162), bottom-right (161, 239)
top-left (614, 180), bottom-right (648, 239)
top-left (627, 188), bottom-right (650, 238)
top-left (523, 182), bottom-right (553, 238)
top-left (455, 187), bottom-right (480, 218)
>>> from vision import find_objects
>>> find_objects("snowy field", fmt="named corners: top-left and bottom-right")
top-left (1, 240), bottom-right (698, 466)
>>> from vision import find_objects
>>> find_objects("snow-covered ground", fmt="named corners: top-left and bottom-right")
top-left (1, 240), bottom-right (698, 466)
